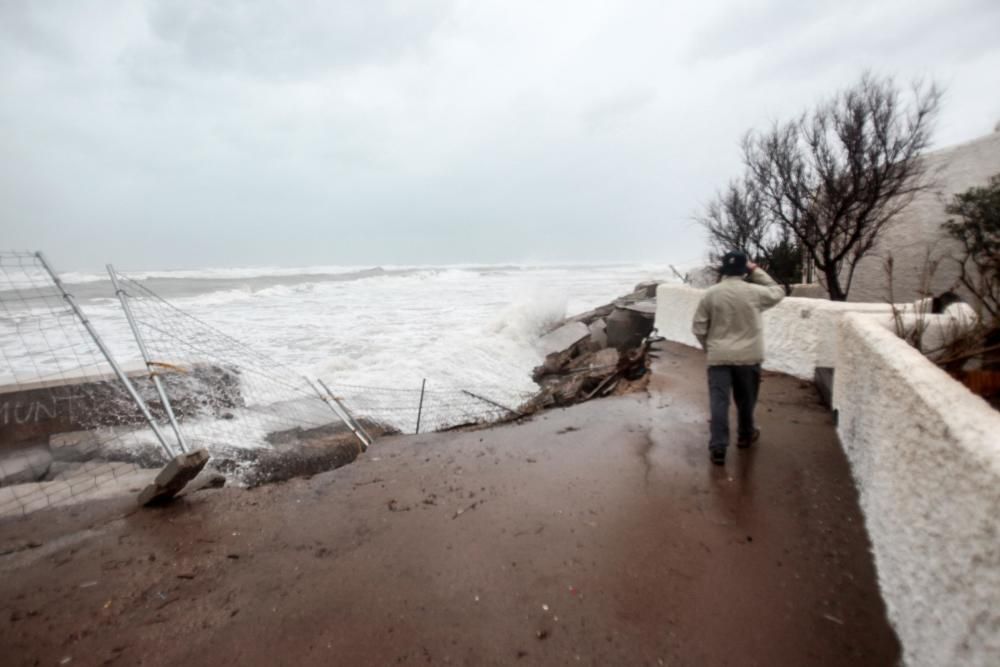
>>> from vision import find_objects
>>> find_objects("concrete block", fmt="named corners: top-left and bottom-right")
top-left (0, 364), bottom-right (242, 448)
top-left (538, 322), bottom-right (589, 357)
top-left (622, 299), bottom-right (657, 316)
top-left (606, 307), bottom-right (654, 351)
top-left (587, 320), bottom-right (608, 349)
top-left (138, 449), bottom-right (210, 506)
top-left (49, 430), bottom-right (101, 462)
top-left (0, 444), bottom-right (52, 486)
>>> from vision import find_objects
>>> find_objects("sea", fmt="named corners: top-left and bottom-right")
top-left (11, 263), bottom-right (682, 398)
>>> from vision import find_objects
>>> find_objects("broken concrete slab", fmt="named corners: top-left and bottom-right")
top-left (622, 299), bottom-right (657, 316)
top-left (180, 469), bottom-right (227, 496)
top-left (586, 348), bottom-right (620, 374)
top-left (48, 430), bottom-right (102, 462)
top-left (0, 444), bottom-right (52, 486)
top-left (538, 321), bottom-right (589, 357)
top-left (633, 281), bottom-right (660, 298)
top-left (0, 467), bottom-right (157, 518)
top-left (0, 365), bottom-right (242, 448)
top-left (606, 307), bottom-right (655, 351)
top-left (587, 319), bottom-right (608, 349)
top-left (138, 449), bottom-right (210, 506)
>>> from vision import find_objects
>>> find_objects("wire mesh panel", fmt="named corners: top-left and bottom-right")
top-left (1, 254), bottom-right (544, 517)
top-left (328, 382), bottom-right (534, 434)
top-left (0, 252), bottom-right (164, 518)
top-left (110, 271), bottom-right (344, 463)
top-left (113, 269), bottom-right (538, 437)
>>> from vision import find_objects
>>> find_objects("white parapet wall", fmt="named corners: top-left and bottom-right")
top-left (833, 313), bottom-right (1000, 667)
top-left (654, 283), bottom-right (894, 379)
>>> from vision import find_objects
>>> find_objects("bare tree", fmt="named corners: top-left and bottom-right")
top-left (742, 73), bottom-right (941, 301)
top-left (944, 173), bottom-right (1000, 325)
top-left (697, 177), bottom-right (802, 289)
top-left (698, 177), bottom-right (769, 260)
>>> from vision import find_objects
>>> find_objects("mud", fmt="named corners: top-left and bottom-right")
top-left (0, 342), bottom-right (900, 666)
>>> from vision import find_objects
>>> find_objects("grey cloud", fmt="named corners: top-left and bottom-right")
top-left (146, 0), bottom-right (453, 80)
top-left (688, 0), bottom-right (1000, 77)
top-left (582, 88), bottom-right (658, 132)
top-left (1, 1), bottom-right (998, 271)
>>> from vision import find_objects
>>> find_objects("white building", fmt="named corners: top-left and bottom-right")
top-left (846, 126), bottom-right (1000, 304)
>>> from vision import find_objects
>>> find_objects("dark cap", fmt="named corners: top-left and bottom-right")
top-left (720, 250), bottom-right (749, 276)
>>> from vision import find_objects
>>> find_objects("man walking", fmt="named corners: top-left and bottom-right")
top-left (691, 251), bottom-right (785, 465)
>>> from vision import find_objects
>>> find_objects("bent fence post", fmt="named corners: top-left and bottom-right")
top-left (335, 394), bottom-right (373, 446)
top-left (35, 252), bottom-right (177, 460)
top-left (319, 379), bottom-right (373, 448)
top-left (107, 265), bottom-right (188, 454)
top-left (307, 377), bottom-right (371, 452)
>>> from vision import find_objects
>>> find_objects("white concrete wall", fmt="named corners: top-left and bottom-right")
top-left (849, 129), bottom-right (1000, 304)
top-left (654, 283), bottom-right (893, 379)
top-left (833, 313), bottom-right (1000, 667)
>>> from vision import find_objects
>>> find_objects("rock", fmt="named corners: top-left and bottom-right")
top-left (605, 307), bottom-right (654, 351)
top-left (633, 281), bottom-right (660, 298)
top-left (576, 348), bottom-right (620, 379)
top-left (590, 347), bottom-right (620, 368)
top-left (538, 322), bottom-right (589, 356)
top-left (587, 319), bottom-right (608, 349)
top-left (623, 299), bottom-right (656, 316)
top-left (138, 449), bottom-right (210, 506)
top-left (553, 375), bottom-right (587, 404)
top-left (0, 443), bottom-right (52, 486)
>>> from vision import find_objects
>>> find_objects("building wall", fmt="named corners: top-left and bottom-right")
top-left (848, 129), bottom-right (1000, 303)
top-left (654, 283), bottom-right (893, 379)
top-left (656, 282), bottom-right (1000, 666)
top-left (833, 313), bottom-right (1000, 667)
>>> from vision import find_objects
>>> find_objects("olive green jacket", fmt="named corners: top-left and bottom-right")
top-left (691, 268), bottom-right (785, 366)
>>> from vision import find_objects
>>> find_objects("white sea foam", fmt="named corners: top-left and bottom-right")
top-left (3, 263), bottom-right (680, 430)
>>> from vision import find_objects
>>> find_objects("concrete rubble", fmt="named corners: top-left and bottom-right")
top-left (137, 448), bottom-right (210, 506)
top-left (524, 281), bottom-right (658, 411)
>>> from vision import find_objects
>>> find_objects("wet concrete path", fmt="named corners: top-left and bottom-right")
top-left (0, 343), bottom-right (899, 666)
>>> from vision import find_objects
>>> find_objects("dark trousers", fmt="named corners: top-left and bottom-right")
top-left (707, 364), bottom-right (761, 450)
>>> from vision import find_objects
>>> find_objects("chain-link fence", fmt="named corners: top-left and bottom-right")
top-left (0, 252), bottom-right (166, 517)
top-left (1, 252), bottom-right (542, 517)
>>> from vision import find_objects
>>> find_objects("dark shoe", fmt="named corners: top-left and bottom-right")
top-left (710, 448), bottom-right (726, 466)
top-left (737, 428), bottom-right (760, 449)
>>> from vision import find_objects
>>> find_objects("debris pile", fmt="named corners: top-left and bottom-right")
top-left (523, 281), bottom-right (660, 411)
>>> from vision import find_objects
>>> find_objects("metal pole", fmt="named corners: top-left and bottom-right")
top-left (307, 378), bottom-right (370, 452)
top-left (331, 393), bottom-right (373, 446)
top-left (107, 265), bottom-right (188, 453)
top-left (35, 252), bottom-right (177, 460)
top-left (461, 389), bottom-right (521, 418)
top-left (415, 378), bottom-right (426, 435)
top-left (318, 379), bottom-right (373, 449)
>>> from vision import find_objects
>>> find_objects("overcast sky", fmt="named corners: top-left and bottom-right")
top-left (2, 0), bottom-right (999, 271)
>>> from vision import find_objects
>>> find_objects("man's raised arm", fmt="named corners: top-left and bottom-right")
top-left (747, 263), bottom-right (785, 310)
